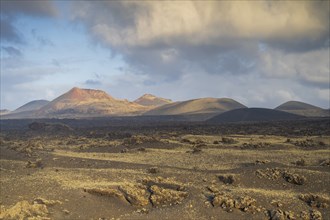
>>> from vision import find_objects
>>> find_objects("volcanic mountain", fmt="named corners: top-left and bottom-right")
top-left (14, 100), bottom-right (50, 113)
top-left (0, 100), bottom-right (50, 119)
top-left (36, 87), bottom-right (148, 118)
top-left (275, 101), bottom-right (329, 117)
top-left (145, 98), bottom-right (246, 116)
top-left (207, 108), bottom-right (304, 123)
top-left (134, 94), bottom-right (172, 107)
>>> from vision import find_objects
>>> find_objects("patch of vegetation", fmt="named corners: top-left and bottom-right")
top-left (221, 137), bottom-right (237, 144)
top-left (212, 193), bottom-right (259, 214)
top-left (268, 209), bottom-right (295, 220)
top-left (256, 168), bottom-right (306, 185)
top-left (255, 159), bottom-right (270, 165)
top-left (300, 210), bottom-right (323, 220)
top-left (299, 194), bottom-right (329, 208)
top-left (150, 185), bottom-right (188, 207)
top-left (241, 142), bottom-right (270, 149)
top-left (294, 158), bottom-right (306, 166)
top-left (26, 159), bottom-right (43, 168)
top-left (218, 174), bottom-right (237, 185)
top-left (319, 159), bottom-right (330, 166)
top-left (147, 167), bottom-right (160, 174)
top-left (283, 171), bottom-right (306, 185)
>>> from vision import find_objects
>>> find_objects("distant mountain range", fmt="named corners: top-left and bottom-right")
top-left (1, 87), bottom-right (329, 120)
top-left (275, 101), bottom-right (329, 117)
top-left (207, 108), bottom-right (304, 123)
top-left (13, 100), bottom-right (50, 113)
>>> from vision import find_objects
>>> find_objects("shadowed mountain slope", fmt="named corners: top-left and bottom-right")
top-left (207, 108), bottom-right (304, 123)
top-left (13, 100), bottom-right (50, 113)
top-left (145, 98), bottom-right (246, 116)
top-left (275, 101), bottom-right (329, 117)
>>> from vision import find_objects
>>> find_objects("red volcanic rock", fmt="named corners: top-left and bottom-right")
top-left (36, 87), bottom-right (149, 118)
top-left (59, 87), bottom-right (114, 101)
top-left (134, 94), bottom-right (172, 107)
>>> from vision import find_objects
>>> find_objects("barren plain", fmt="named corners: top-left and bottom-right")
top-left (0, 118), bottom-right (329, 220)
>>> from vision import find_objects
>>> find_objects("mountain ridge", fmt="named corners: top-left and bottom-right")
top-left (13, 100), bottom-right (50, 113)
top-left (275, 100), bottom-right (329, 117)
top-left (1, 88), bottom-right (328, 119)
top-left (145, 97), bottom-right (247, 116)
top-left (207, 108), bottom-right (305, 123)
top-left (37, 87), bottom-right (148, 118)
top-left (134, 94), bottom-right (172, 107)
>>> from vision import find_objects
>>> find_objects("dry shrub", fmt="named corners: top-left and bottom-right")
top-left (268, 209), bottom-right (295, 220)
top-left (0, 201), bottom-right (49, 220)
top-left (319, 159), bottom-right (330, 166)
top-left (141, 177), bottom-right (186, 191)
top-left (256, 168), bottom-right (306, 185)
top-left (191, 148), bottom-right (202, 154)
top-left (221, 137), bottom-right (236, 144)
top-left (242, 142), bottom-right (270, 149)
top-left (299, 194), bottom-right (329, 208)
top-left (118, 184), bottom-right (149, 207)
top-left (295, 159), bottom-right (306, 166)
top-left (149, 185), bottom-right (188, 207)
top-left (212, 194), bottom-right (258, 213)
top-left (255, 159), bottom-right (270, 165)
top-left (212, 194), bottom-right (235, 211)
top-left (294, 139), bottom-right (318, 148)
top-left (147, 167), bottom-right (160, 174)
top-left (218, 174), bottom-right (237, 185)
top-left (26, 159), bottom-right (43, 168)
top-left (282, 171), bottom-right (306, 185)
top-left (33, 198), bottom-right (62, 206)
top-left (181, 138), bottom-right (193, 144)
top-left (256, 168), bottom-right (282, 180)
top-left (300, 210), bottom-right (323, 220)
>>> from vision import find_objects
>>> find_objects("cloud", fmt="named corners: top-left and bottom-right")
top-left (72, 1), bottom-right (328, 49)
top-left (258, 47), bottom-right (329, 88)
top-left (0, 18), bottom-right (23, 43)
top-left (0, 0), bottom-right (58, 43)
top-left (72, 1), bottom-right (329, 83)
top-left (0, 1), bottom-right (57, 17)
top-left (1, 46), bottom-right (22, 57)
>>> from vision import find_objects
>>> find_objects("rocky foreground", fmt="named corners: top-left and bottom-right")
top-left (0, 119), bottom-right (329, 219)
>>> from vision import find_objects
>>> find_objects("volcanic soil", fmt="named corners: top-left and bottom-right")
top-left (0, 119), bottom-right (329, 220)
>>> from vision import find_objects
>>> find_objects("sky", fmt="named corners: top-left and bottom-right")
top-left (0, 0), bottom-right (329, 110)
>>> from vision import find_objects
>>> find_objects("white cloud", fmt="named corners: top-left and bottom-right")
top-left (73, 1), bottom-right (329, 48)
top-left (258, 47), bottom-right (329, 87)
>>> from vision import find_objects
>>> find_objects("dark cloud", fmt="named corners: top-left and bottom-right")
top-left (0, 18), bottom-right (23, 43)
top-left (0, 0), bottom-right (58, 43)
top-left (72, 1), bottom-right (329, 86)
top-left (1, 46), bottom-right (22, 57)
top-left (1, 1), bottom-right (57, 17)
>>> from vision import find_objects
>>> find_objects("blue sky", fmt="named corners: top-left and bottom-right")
top-left (1, 1), bottom-right (329, 110)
